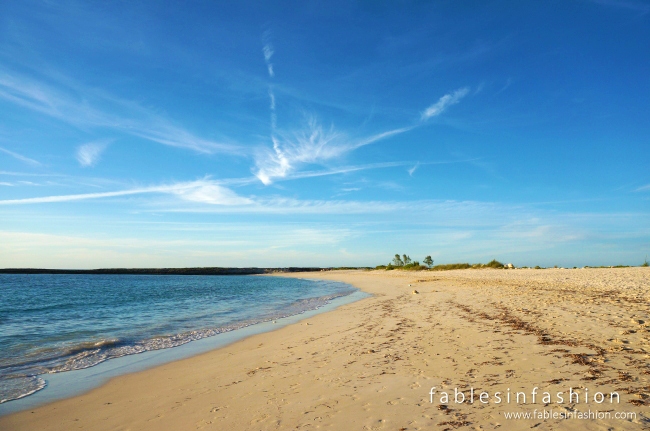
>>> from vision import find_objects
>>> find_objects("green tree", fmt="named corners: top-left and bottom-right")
top-left (393, 254), bottom-right (404, 266)
top-left (402, 254), bottom-right (412, 265)
top-left (423, 256), bottom-right (433, 267)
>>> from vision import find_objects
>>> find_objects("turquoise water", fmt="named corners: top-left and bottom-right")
top-left (0, 274), bottom-right (356, 404)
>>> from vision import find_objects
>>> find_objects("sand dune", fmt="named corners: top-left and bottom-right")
top-left (1, 268), bottom-right (648, 430)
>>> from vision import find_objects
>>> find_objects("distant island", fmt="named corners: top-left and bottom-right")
top-left (0, 267), bottom-right (327, 275)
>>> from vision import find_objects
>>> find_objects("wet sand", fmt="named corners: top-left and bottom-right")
top-left (1, 268), bottom-right (648, 430)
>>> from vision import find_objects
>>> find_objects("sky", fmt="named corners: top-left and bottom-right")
top-left (0, 0), bottom-right (648, 268)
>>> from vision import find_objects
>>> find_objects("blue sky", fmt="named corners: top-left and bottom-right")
top-left (0, 0), bottom-right (648, 268)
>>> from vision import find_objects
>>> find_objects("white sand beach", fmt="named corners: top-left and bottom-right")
top-left (1, 268), bottom-right (648, 430)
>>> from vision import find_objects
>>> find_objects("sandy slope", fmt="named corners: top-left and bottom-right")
top-left (1, 268), bottom-right (648, 430)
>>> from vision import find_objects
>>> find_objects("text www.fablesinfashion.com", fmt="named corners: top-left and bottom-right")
top-left (502, 409), bottom-right (636, 421)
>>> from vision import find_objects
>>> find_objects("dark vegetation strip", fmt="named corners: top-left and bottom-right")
top-left (0, 267), bottom-right (330, 275)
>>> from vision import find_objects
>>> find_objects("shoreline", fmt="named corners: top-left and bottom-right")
top-left (0, 277), bottom-right (366, 416)
top-left (1, 268), bottom-right (648, 430)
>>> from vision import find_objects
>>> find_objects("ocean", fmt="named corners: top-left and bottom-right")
top-left (0, 274), bottom-right (357, 406)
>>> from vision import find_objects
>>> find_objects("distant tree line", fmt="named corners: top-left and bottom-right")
top-left (376, 255), bottom-right (506, 271)
top-left (388, 254), bottom-right (435, 269)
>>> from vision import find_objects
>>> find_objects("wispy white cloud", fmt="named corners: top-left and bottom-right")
top-left (253, 38), bottom-right (468, 186)
top-left (268, 87), bottom-right (277, 131)
top-left (263, 34), bottom-right (277, 133)
top-left (0, 178), bottom-right (507, 216)
top-left (0, 179), bottom-right (252, 206)
top-left (253, 83), bottom-right (471, 185)
top-left (0, 170), bottom-right (66, 177)
top-left (0, 71), bottom-right (240, 155)
top-left (255, 117), bottom-right (342, 185)
top-left (157, 196), bottom-right (511, 216)
top-left (421, 87), bottom-right (470, 120)
top-left (351, 126), bottom-right (415, 150)
top-left (408, 162), bottom-right (419, 176)
top-left (76, 141), bottom-right (109, 167)
top-left (263, 43), bottom-right (275, 77)
top-left (262, 29), bottom-right (275, 78)
top-left (253, 118), bottom-right (416, 185)
top-left (0, 188), bottom-right (146, 204)
top-left (0, 146), bottom-right (41, 166)
top-left (635, 184), bottom-right (650, 192)
top-left (171, 181), bottom-right (252, 205)
top-left (216, 160), bottom-right (440, 189)
top-left (497, 78), bottom-right (513, 95)
top-left (1, 69), bottom-right (472, 187)
top-left (283, 162), bottom-right (414, 181)
top-left (253, 39), bottom-right (470, 185)
top-left (96, 161), bottom-right (419, 191)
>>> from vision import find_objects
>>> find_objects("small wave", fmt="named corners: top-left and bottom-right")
top-left (0, 376), bottom-right (46, 404)
top-left (64, 338), bottom-right (123, 355)
top-left (0, 286), bottom-right (355, 403)
top-left (44, 290), bottom-right (354, 375)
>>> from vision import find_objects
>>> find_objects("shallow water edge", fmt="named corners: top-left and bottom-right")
top-left (0, 287), bottom-right (369, 417)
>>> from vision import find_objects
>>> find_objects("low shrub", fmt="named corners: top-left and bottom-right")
top-left (402, 263), bottom-right (428, 271)
top-left (430, 263), bottom-right (471, 271)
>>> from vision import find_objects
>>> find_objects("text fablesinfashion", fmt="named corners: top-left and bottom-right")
top-left (429, 386), bottom-right (619, 405)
